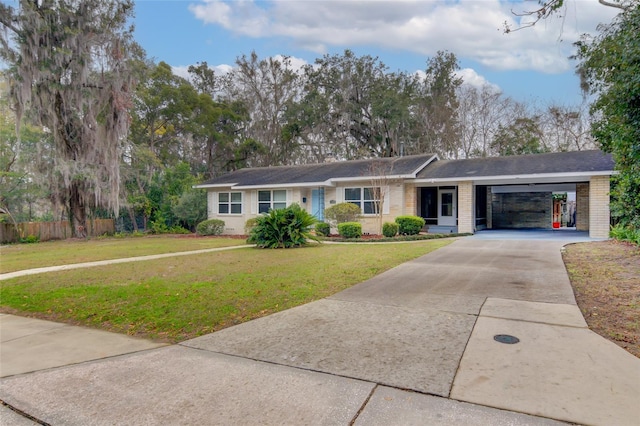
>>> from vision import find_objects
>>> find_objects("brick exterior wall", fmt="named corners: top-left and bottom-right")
top-left (458, 181), bottom-right (474, 233)
top-left (491, 192), bottom-right (552, 228)
top-left (576, 183), bottom-right (589, 231)
top-left (589, 176), bottom-right (610, 238)
top-left (404, 183), bottom-right (416, 216)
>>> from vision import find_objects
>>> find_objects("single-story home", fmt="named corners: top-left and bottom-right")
top-left (195, 150), bottom-right (615, 238)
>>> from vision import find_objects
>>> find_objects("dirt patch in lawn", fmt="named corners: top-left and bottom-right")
top-left (562, 240), bottom-right (640, 358)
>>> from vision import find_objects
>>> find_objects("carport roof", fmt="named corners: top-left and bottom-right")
top-left (415, 150), bottom-right (615, 181)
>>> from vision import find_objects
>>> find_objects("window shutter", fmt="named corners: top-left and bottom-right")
top-left (208, 192), bottom-right (217, 218)
top-left (336, 187), bottom-right (344, 203)
top-left (383, 186), bottom-right (390, 215)
top-left (287, 189), bottom-right (293, 206)
top-left (250, 191), bottom-right (257, 214)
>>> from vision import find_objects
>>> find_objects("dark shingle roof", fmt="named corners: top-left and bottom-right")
top-left (416, 150), bottom-right (615, 180)
top-left (198, 154), bottom-right (436, 187)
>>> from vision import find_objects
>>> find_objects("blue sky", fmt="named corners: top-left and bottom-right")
top-left (3, 0), bottom-right (622, 105)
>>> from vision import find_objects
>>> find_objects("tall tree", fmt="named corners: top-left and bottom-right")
top-left (413, 51), bottom-right (463, 158)
top-left (0, 0), bottom-right (136, 237)
top-left (226, 52), bottom-right (301, 166)
top-left (575, 3), bottom-right (640, 227)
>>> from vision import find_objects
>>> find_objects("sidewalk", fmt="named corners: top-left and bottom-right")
top-left (1, 237), bottom-right (639, 425)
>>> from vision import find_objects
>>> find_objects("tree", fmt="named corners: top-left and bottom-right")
top-left (412, 51), bottom-right (462, 158)
top-left (504, 0), bottom-right (631, 33)
top-left (0, 0), bottom-right (136, 237)
top-left (226, 52), bottom-right (301, 166)
top-left (492, 116), bottom-right (546, 156)
top-left (575, 3), bottom-right (640, 227)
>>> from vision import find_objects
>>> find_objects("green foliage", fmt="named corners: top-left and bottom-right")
top-left (324, 202), bottom-right (361, 225)
top-left (338, 222), bottom-right (362, 239)
top-left (248, 203), bottom-right (318, 248)
top-left (149, 214), bottom-right (190, 234)
top-left (244, 218), bottom-right (258, 235)
top-left (315, 222), bottom-right (331, 237)
top-left (382, 222), bottom-right (399, 238)
top-left (196, 219), bottom-right (225, 236)
top-left (492, 117), bottom-right (545, 156)
top-left (395, 215), bottom-right (426, 235)
top-left (20, 234), bottom-right (39, 244)
top-left (172, 189), bottom-right (207, 231)
top-left (576, 4), bottom-right (640, 228)
top-left (610, 224), bottom-right (640, 246)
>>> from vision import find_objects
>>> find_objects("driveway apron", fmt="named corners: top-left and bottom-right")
top-left (183, 238), bottom-right (577, 397)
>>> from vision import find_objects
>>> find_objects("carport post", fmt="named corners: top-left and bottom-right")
top-left (458, 181), bottom-right (474, 234)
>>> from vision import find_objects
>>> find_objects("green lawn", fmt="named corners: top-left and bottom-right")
top-left (0, 236), bottom-right (246, 273)
top-left (0, 239), bottom-right (453, 342)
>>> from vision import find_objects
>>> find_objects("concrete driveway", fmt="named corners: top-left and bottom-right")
top-left (1, 236), bottom-right (638, 425)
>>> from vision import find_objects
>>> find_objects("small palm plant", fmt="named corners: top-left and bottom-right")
top-left (248, 203), bottom-right (319, 248)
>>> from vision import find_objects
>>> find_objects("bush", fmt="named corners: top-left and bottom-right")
top-left (324, 202), bottom-right (361, 225)
top-left (382, 222), bottom-right (399, 238)
top-left (610, 224), bottom-right (640, 245)
top-left (196, 219), bottom-right (225, 236)
top-left (244, 218), bottom-right (258, 235)
top-left (338, 222), bottom-right (362, 239)
top-left (315, 222), bottom-right (330, 236)
top-left (20, 234), bottom-right (39, 244)
top-left (248, 203), bottom-right (318, 248)
top-left (395, 215), bottom-right (425, 235)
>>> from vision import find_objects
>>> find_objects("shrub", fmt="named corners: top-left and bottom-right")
top-left (21, 234), bottom-right (39, 244)
top-left (338, 222), bottom-right (362, 239)
top-left (315, 222), bottom-right (330, 237)
top-left (244, 218), bottom-right (258, 235)
top-left (395, 215), bottom-right (425, 235)
top-left (248, 203), bottom-right (318, 248)
top-left (196, 219), bottom-right (225, 236)
top-left (610, 224), bottom-right (640, 246)
top-left (382, 222), bottom-right (399, 238)
top-left (324, 202), bottom-right (361, 225)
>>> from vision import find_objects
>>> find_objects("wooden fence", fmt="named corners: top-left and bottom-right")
top-left (0, 219), bottom-right (115, 244)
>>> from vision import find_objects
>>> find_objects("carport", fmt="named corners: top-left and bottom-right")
top-left (413, 150), bottom-right (616, 239)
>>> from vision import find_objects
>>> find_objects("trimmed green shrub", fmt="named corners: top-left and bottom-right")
top-left (196, 219), bottom-right (225, 236)
top-left (324, 202), bottom-right (361, 225)
top-left (395, 215), bottom-right (425, 235)
top-left (248, 203), bottom-right (318, 248)
top-left (315, 222), bottom-right (330, 237)
top-left (244, 218), bottom-right (258, 235)
top-left (338, 222), bottom-right (362, 239)
top-left (382, 222), bottom-right (399, 238)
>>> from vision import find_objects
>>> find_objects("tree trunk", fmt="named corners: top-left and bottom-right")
top-left (69, 181), bottom-right (88, 238)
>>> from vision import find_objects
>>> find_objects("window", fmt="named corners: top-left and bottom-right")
top-left (218, 192), bottom-right (242, 214)
top-left (258, 190), bottom-right (287, 213)
top-left (345, 187), bottom-right (380, 214)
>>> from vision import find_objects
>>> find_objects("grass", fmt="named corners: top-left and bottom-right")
top-left (563, 240), bottom-right (640, 358)
top-left (0, 235), bottom-right (246, 273)
top-left (0, 238), bottom-right (452, 343)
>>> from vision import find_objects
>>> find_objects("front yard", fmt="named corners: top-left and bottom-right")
top-left (563, 240), bottom-right (640, 358)
top-left (0, 237), bottom-right (451, 342)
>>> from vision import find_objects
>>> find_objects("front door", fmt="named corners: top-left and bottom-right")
top-left (311, 188), bottom-right (325, 221)
top-left (438, 188), bottom-right (456, 226)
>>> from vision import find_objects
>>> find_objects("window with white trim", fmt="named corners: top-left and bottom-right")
top-left (344, 187), bottom-right (381, 214)
top-left (258, 190), bottom-right (287, 213)
top-left (218, 192), bottom-right (242, 214)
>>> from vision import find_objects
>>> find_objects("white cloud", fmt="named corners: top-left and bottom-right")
top-left (171, 63), bottom-right (233, 81)
top-left (188, 0), bottom-right (620, 73)
top-left (456, 68), bottom-right (500, 91)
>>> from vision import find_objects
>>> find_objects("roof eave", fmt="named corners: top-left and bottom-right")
top-left (414, 170), bottom-right (616, 184)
